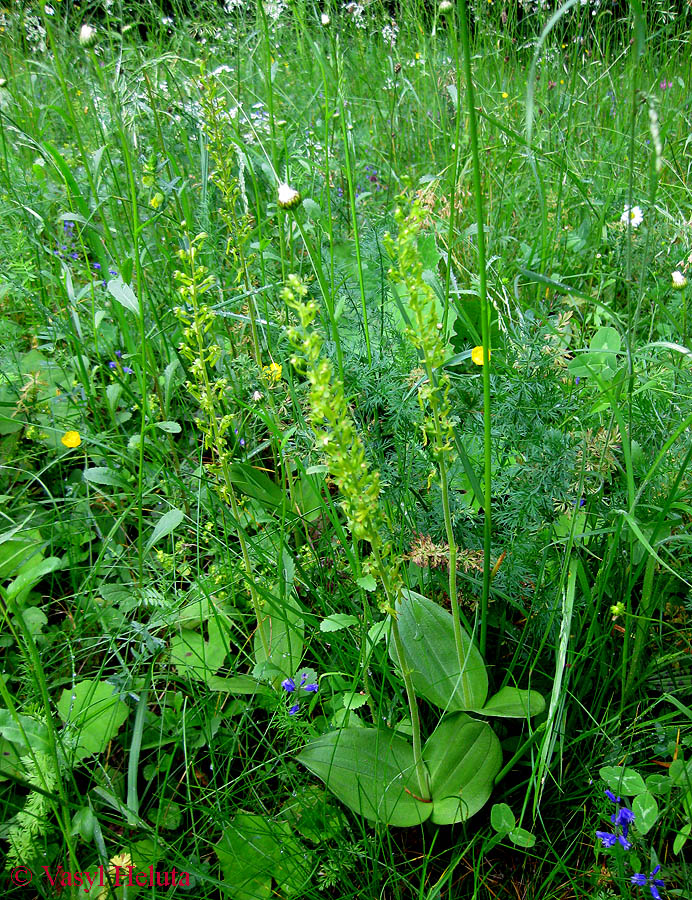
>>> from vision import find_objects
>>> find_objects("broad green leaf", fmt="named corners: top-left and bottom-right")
top-left (107, 277), bottom-right (140, 316)
top-left (254, 594), bottom-right (304, 679)
top-left (0, 710), bottom-right (50, 754)
top-left (227, 463), bottom-right (285, 510)
top-left (508, 827), bottom-right (536, 848)
top-left (206, 675), bottom-right (272, 696)
top-left (298, 727), bottom-right (433, 826)
top-left (57, 680), bottom-right (129, 759)
top-left (171, 619), bottom-right (227, 682)
top-left (155, 421), bottom-right (181, 434)
top-left (632, 791), bottom-right (658, 835)
top-left (0, 737), bottom-right (27, 777)
top-left (215, 815), bottom-right (276, 900)
top-left (393, 590), bottom-right (488, 712)
top-left (83, 467), bottom-right (128, 488)
top-left (356, 575), bottom-right (377, 592)
top-left (5, 556), bottom-right (62, 603)
top-left (0, 530), bottom-right (43, 580)
top-left (367, 619), bottom-right (390, 647)
top-left (599, 766), bottom-right (647, 795)
top-left (320, 614), bottom-right (358, 633)
top-left (145, 508), bottom-right (185, 554)
top-left (673, 823), bottom-right (690, 855)
top-left (473, 686), bottom-right (545, 719)
top-left (342, 692), bottom-right (368, 710)
top-left (278, 785), bottom-right (347, 844)
top-left (645, 774), bottom-right (670, 796)
top-left (423, 713), bottom-right (502, 825)
top-left (70, 807), bottom-right (97, 841)
top-left (491, 802), bottom-right (515, 833)
top-left (215, 814), bottom-right (311, 900)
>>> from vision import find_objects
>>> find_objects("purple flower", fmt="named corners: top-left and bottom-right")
top-left (575, 376), bottom-right (580, 384)
top-left (282, 678), bottom-right (296, 693)
top-left (93, 262), bottom-right (101, 270)
top-left (115, 350), bottom-right (123, 358)
top-left (288, 703), bottom-right (300, 715)
top-left (596, 831), bottom-right (617, 848)
top-left (108, 361), bottom-right (117, 369)
top-left (122, 366), bottom-right (134, 375)
top-left (605, 789), bottom-right (621, 804)
top-left (612, 807), bottom-right (636, 828)
top-left (631, 865), bottom-right (664, 900)
top-left (303, 682), bottom-right (319, 693)
top-left (108, 268), bottom-right (118, 276)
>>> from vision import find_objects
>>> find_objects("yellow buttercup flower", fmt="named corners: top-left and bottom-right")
top-left (61, 430), bottom-right (81, 448)
top-left (502, 92), bottom-right (509, 99)
top-left (471, 346), bottom-right (490, 366)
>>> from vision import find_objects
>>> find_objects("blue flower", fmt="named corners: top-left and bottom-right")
top-left (596, 831), bottom-right (617, 849)
top-left (631, 865), bottom-right (664, 900)
top-left (303, 682), bottom-right (319, 693)
top-left (122, 366), bottom-right (134, 375)
top-left (612, 807), bottom-right (636, 827)
top-left (282, 678), bottom-right (296, 693)
top-left (108, 361), bottom-right (117, 369)
top-left (288, 703), bottom-right (300, 715)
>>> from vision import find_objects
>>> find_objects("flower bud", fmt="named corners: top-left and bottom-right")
top-left (79, 24), bottom-right (97, 48)
top-left (277, 183), bottom-right (301, 211)
top-left (672, 270), bottom-right (687, 290)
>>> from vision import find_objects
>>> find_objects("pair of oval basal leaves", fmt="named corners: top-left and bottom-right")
top-left (298, 590), bottom-right (545, 827)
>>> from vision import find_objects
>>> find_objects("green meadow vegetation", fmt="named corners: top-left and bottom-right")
top-left (1, 0), bottom-right (691, 897)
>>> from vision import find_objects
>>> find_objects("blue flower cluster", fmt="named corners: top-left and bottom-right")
top-left (282, 671), bottom-right (319, 716)
top-left (596, 788), bottom-right (635, 850)
top-left (632, 866), bottom-right (665, 900)
top-left (596, 790), bottom-right (666, 900)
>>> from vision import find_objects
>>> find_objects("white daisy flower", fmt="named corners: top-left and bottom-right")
top-left (321, 12), bottom-right (330, 25)
top-left (277, 183), bottom-right (301, 210)
top-left (620, 204), bottom-right (643, 228)
top-left (671, 270), bottom-right (687, 289)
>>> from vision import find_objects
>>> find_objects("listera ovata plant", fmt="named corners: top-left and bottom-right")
top-left (284, 252), bottom-right (545, 827)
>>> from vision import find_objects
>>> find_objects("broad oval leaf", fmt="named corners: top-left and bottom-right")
top-left (491, 802), bottom-right (516, 833)
top-left (472, 686), bottom-right (545, 719)
top-left (632, 791), bottom-right (659, 835)
top-left (392, 590), bottom-right (488, 712)
top-left (0, 710), bottom-right (50, 754)
top-left (509, 827), bottom-right (536, 848)
top-left (423, 713), bottom-right (502, 825)
top-left (254, 593), bottom-right (304, 679)
top-left (145, 508), bottom-right (185, 554)
top-left (83, 466), bottom-right (128, 488)
top-left (298, 727), bottom-right (433, 827)
top-left (57, 680), bottom-right (129, 760)
top-left (599, 766), bottom-right (647, 796)
top-left (320, 614), bottom-right (359, 633)
top-left (107, 277), bottom-right (140, 316)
